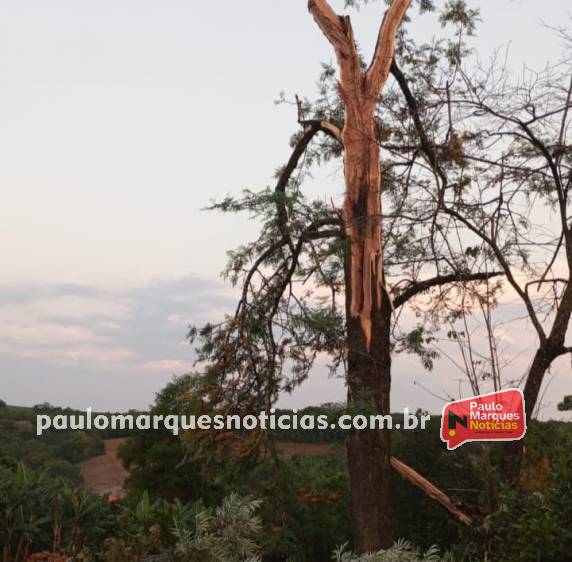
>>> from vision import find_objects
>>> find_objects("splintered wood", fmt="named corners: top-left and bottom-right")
top-left (308, 0), bottom-right (411, 348)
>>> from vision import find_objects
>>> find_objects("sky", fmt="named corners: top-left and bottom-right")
top-left (1, 0), bottom-right (571, 418)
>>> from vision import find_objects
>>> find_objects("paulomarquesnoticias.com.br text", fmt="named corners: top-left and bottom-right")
top-left (36, 408), bottom-right (431, 436)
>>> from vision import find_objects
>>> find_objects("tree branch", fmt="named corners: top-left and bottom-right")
top-left (275, 120), bottom-right (341, 249)
top-left (308, 0), bottom-right (362, 95)
top-left (391, 457), bottom-right (472, 526)
top-left (307, 0), bottom-right (349, 56)
top-left (366, 0), bottom-right (411, 97)
top-left (390, 60), bottom-right (446, 187)
top-left (393, 271), bottom-right (504, 309)
top-left (391, 60), bottom-right (548, 342)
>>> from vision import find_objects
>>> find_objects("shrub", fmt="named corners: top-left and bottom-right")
top-left (170, 493), bottom-right (262, 562)
top-left (333, 540), bottom-right (444, 562)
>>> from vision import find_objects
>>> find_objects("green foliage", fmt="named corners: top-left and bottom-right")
top-left (0, 458), bottom-right (262, 562)
top-left (438, 1), bottom-right (479, 35)
top-left (334, 540), bottom-right (443, 561)
top-left (120, 379), bottom-right (351, 561)
top-left (0, 406), bottom-right (105, 486)
top-left (255, 453), bottom-right (351, 561)
top-left (116, 379), bottom-right (572, 560)
top-left (119, 376), bottom-right (224, 504)
top-left (458, 428), bottom-right (572, 562)
top-left (169, 494), bottom-right (262, 562)
top-left (0, 462), bottom-right (114, 561)
top-left (394, 327), bottom-right (438, 370)
top-left (104, 492), bottom-right (195, 561)
top-left (2, 402), bottom-right (572, 561)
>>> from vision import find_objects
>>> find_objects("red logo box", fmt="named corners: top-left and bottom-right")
top-left (440, 389), bottom-right (526, 450)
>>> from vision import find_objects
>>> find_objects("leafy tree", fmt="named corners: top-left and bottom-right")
top-left (187, 0), bottom-right (491, 552)
top-left (168, 494), bottom-right (262, 562)
top-left (119, 375), bottom-right (224, 505)
top-left (462, 436), bottom-right (572, 562)
top-left (391, 20), bottom-right (572, 480)
top-left (0, 463), bottom-right (113, 562)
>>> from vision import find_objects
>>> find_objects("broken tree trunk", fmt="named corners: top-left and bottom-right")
top-left (309, 0), bottom-right (411, 348)
top-left (309, 0), bottom-right (411, 552)
top-left (345, 256), bottom-right (394, 550)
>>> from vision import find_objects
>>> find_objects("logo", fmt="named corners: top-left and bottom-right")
top-left (440, 389), bottom-right (526, 450)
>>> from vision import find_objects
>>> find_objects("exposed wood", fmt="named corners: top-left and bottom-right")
top-left (309, 0), bottom-right (411, 551)
top-left (367, 0), bottom-right (412, 95)
top-left (391, 457), bottom-right (473, 526)
top-left (309, 0), bottom-right (411, 348)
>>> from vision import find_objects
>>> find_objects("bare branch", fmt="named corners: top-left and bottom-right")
top-left (391, 60), bottom-right (549, 342)
top-left (366, 0), bottom-right (412, 97)
top-left (393, 271), bottom-right (504, 309)
top-left (391, 457), bottom-right (472, 526)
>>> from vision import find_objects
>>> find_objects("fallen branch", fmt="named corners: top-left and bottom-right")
top-left (391, 457), bottom-right (472, 525)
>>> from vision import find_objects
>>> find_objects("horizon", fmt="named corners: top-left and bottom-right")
top-left (1, 0), bottom-right (571, 420)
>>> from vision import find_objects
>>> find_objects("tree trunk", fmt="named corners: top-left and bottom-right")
top-left (308, 0), bottom-right (411, 551)
top-left (342, 99), bottom-right (384, 349)
top-left (503, 283), bottom-right (572, 482)
top-left (308, 0), bottom-right (410, 348)
top-left (345, 251), bottom-right (394, 551)
top-left (502, 347), bottom-right (551, 482)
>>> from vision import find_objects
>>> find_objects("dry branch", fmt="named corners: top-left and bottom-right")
top-left (391, 457), bottom-right (472, 526)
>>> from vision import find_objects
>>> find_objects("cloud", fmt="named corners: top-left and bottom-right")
top-left (140, 359), bottom-right (190, 373)
top-left (0, 276), bottom-right (570, 421)
top-left (0, 276), bottom-right (235, 409)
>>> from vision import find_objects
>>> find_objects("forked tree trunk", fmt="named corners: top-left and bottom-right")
top-left (308, 0), bottom-right (410, 552)
top-left (309, 0), bottom-right (410, 348)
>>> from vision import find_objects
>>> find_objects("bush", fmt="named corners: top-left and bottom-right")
top-left (333, 540), bottom-right (443, 562)
top-left (455, 436), bottom-right (572, 562)
top-left (170, 494), bottom-right (262, 562)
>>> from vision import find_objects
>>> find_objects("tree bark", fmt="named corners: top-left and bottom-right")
top-left (502, 282), bottom-right (572, 482)
top-left (308, 0), bottom-right (411, 349)
top-left (345, 250), bottom-right (394, 551)
top-left (308, 0), bottom-right (410, 551)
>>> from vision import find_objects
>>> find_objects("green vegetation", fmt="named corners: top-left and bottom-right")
top-left (114, 375), bottom-right (572, 561)
top-left (1, 378), bottom-right (572, 561)
top-left (0, 404), bottom-right (103, 485)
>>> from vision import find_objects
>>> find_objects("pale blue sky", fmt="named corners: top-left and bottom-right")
top-left (1, 1), bottom-right (571, 416)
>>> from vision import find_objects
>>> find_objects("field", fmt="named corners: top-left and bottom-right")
top-left (78, 438), bottom-right (337, 497)
top-left (79, 438), bottom-right (128, 497)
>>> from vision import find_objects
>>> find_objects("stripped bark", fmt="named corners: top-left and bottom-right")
top-left (307, 1), bottom-right (411, 550)
top-left (391, 458), bottom-right (472, 525)
top-left (308, 0), bottom-right (411, 348)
